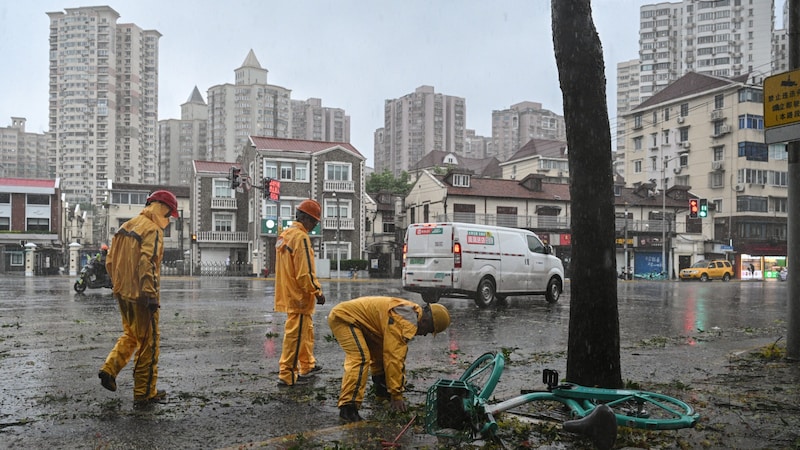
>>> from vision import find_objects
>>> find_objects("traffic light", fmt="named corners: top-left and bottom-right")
top-left (699, 198), bottom-right (708, 218)
top-left (191, 233), bottom-right (197, 243)
top-left (230, 166), bottom-right (241, 189)
top-left (689, 199), bottom-right (699, 218)
top-left (263, 177), bottom-right (280, 201)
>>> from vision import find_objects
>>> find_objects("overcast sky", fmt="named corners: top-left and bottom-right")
top-left (1, 1), bottom-right (669, 166)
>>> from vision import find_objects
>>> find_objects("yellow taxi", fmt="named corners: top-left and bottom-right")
top-left (679, 260), bottom-right (734, 282)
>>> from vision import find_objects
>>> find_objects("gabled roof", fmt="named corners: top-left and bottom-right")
top-left (410, 150), bottom-right (501, 177)
top-left (249, 136), bottom-right (364, 159)
top-left (0, 177), bottom-right (56, 189)
top-left (615, 184), bottom-right (691, 209)
top-left (506, 138), bottom-right (568, 162)
top-left (186, 86), bottom-right (205, 105)
top-left (432, 173), bottom-right (571, 201)
top-left (193, 160), bottom-right (241, 175)
top-left (633, 72), bottom-right (749, 111)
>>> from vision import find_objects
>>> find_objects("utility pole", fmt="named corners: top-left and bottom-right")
top-left (787, 0), bottom-right (800, 360)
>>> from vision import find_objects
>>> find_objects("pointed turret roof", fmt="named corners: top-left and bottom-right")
top-left (241, 49), bottom-right (262, 69)
top-left (186, 86), bottom-right (206, 104)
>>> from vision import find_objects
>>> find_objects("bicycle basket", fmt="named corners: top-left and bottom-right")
top-left (425, 378), bottom-right (479, 440)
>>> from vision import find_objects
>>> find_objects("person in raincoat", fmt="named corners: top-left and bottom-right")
top-left (328, 296), bottom-right (451, 422)
top-left (274, 199), bottom-right (325, 387)
top-left (98, 190), bottom-right (178, 408)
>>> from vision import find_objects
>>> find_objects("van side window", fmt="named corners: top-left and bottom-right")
top-left (527, 235), bottom-right (545, 254)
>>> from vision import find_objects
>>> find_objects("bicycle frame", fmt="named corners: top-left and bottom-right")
top-left (426, 352), bottom-right (699, 444)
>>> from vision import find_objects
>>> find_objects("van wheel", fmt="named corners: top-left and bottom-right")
top-left (474, 277), bottom-right (496, 308)
top-left (422, 292), bottom-right (440, 303)
top-left (545, 277), bottom-right (562, 304)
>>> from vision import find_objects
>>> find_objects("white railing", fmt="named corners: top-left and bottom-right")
top-left (323, 180), bottom-right (355, 193)
top-left (211, 197), bottom-right (237, 209)
top-left (196, 231), bottom-right (249, 243)
top-left (322, 217), bottom-right (355, 230)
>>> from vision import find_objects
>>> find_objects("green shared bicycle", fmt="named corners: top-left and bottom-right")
top-left (425, 352), bottom-right (699, 449)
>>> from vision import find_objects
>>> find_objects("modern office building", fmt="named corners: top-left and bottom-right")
top-left (47, 6), bottom-right (160, 205)
top-left (374, 85), bottom-right (466, 176)
top-left (158, 87), bottom-right (208, 185)
top-left (0, 118), bottom-right (49, 179)
top-left (490, 101), bottom-right (566, 162)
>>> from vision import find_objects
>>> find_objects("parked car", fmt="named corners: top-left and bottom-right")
top-left (679, 259), bottom-right (734, 282)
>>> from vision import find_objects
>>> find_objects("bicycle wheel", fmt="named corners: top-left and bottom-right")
top-left (458, 352), bottom-right (505, 400)
top-left (597, 390), bottom-right (699, 430)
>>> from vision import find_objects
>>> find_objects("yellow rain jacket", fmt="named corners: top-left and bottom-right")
top-left (106, 202), bottom-right (168, 305)
top-left (274, 221), bottom-right (322, 314)
top-left (328, 296), bottom-right (422, 400)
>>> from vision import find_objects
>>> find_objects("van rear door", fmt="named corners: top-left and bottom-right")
top-left (403, 224), bottom-right (454, 288)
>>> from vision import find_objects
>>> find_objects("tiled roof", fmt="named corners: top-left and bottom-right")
top-left (111, 183), bottom-right (190, 198)
top-left (0, 178), bottom-right (56, 188)
top-left (508, 138), bottom-right (568, 161)
top-left (633, 72), bottom-right (744, 111)
top-left (411, 150), bottom-right (502, 177)
top-left (437, 175), bottom-right (571, 201)
top-left (249, 136), bottom-right (363, 158)
top-left (193, 160), bottom-right (241, 175)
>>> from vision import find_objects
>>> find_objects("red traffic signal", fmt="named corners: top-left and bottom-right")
top-left (689, 199), bottom-right (699, 218)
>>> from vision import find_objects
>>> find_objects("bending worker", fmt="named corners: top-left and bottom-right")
top-left (274, 199), bottom-right (325, 387)
top-left (328, 296), bottom-right (451, 422)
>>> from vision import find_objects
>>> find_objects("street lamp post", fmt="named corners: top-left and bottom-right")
top-left (335, 192), bottom-right (341, 277)
top-left (623, 202), bottom-right (629, 279)
top-left (661, 152), bottom-right (687, 278)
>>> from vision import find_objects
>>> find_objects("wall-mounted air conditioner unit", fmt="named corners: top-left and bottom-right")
top-left (712, 161), bottom-right (723, 171)
top-left (734, 184), bottom-right (745, 192)
top-left (711, 110), bottom-right (723, 120)
top-left (677, 116), bottom-right (685, 124)
top-left (682, 141), bottom-right (691, 149)
top-left (719, 125), bottom-right (731, 134)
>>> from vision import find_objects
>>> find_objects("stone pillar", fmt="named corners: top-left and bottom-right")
top-left (24, 242), bottom-right (37, 277)
top-left (69, 242), bottom-right (82, 276)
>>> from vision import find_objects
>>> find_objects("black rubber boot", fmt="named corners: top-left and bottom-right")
top-left (339, 403), bottom-right (363, 422)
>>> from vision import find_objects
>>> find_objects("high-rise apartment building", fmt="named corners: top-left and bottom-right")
top-left (490, 101), bottom-right (566, 162)
top-left (207, 50), bottom-right (292, 163)
top-left (374, 85), bottom-right (466, 176)
top-left (0, 118), bottom-right (49, 179)
top-left (636, 0), bottom-right (774, 106)
top-left (158, 87), bottom-right (208, 186)
top-left (47, 6), bottom-right (160, 205)
top-left (291, 98), bottom-right (350, 143)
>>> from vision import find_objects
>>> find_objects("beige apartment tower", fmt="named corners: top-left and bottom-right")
top-left (47, 6), bottom-right (160, 205)
top-left (158, 87), bottom-right (208, 186)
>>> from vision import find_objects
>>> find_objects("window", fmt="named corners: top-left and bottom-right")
top-left (679, 127), bottom-right (689, 142)
top-left (736, 196), bottom-right (768, 212)
top-left (634, 160), bottom-right (643, 173)
top-left (10, 251), bottom-right (23, 266)
top-left (738, 114), bottom-right (763, 130)
top-left (738, 141), bottom-right (768, 161)
top-left (773, 197), bottom-right (787, 213)
top-left (214, 213), bottom-right (233, 232)
top-left (0, 193), bottom-right (9, 204)
top-left (452, 174), bottom-right (470, 187)
top-left (650, 133), bottom-right (658, 148)
top-left (714, 94), bottom-right (724, 109)
top-left (738, 88), bottom-right (763, 103)
top-left (662, 130), bottom-right (670, 144)
top-left (382, 222), bottom-right (395, 233)
top-left (710, 171), bottom-right (724, 188)
top-left (264, 162), bottom-right (278, 179)
top-left (769, 143), bottom-right (788, 161)
top-left (294, 162), bottom-right (308, 181)
top-left (214, 179), bottom-right (233, 198)
top-left (326, 162), bottom-right (351, 181)
top-left (0, 217), bottom-right (9, 231)
top-left (527, 235), bottom-right (546, 254)
top-left (633, 136), bottom-right (643, 151)
top-left (280, 166), bottom-right (293, 180)
top-left (111, 192), bottom-right (148, 205)
top-left (27, 218), bottom-right (50, 232)
top-left (27, 194), bottom-right (50, 205)
top-left (453, 203), bottom-right (476, 223)
top-left (497, 206), bottom-right (518, 227)
top-left (680, 103), bottom-right (689, 117)
top-left (713, 120), bottom-right (726, 135)
top-left (663, 108), bottom-right (670, 121)
top-left (264, 203), bottom-right (277, 218)
top-left (713, 146), bottom-right (724, 161)
top-left (633, 114), bottom-right (643, 128)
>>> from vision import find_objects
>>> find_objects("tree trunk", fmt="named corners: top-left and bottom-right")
top-left (551, 0), bottom-right (622, 388)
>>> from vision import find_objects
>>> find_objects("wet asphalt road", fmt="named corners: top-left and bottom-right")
top-left (0, 275), bottom-right (789, 449)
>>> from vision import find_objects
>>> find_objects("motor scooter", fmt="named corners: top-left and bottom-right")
top-left (74, 258), bottom-right (113, 293)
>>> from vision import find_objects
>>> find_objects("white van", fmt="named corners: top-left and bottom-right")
top-left (402, 222), bottom-right (565, 308)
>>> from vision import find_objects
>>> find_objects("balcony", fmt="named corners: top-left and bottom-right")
top-left (211, 197), bottom-right (237, 210)
top-left (323, 180), bottom-right (354, 193)
top-left (196, 231), bottom-right (248, 243)
top-left (323, 217), bottom-right (355, 230)
top-left (431, 213), bottom-right (570, 230)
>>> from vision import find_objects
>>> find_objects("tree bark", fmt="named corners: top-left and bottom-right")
top-left (551, 0), bottom-right (622, 388)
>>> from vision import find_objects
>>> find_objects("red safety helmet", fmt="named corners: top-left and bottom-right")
top-left (146, 190), bottom-right (179, 218)
top-left (296, 199), bottom-right (321, 221)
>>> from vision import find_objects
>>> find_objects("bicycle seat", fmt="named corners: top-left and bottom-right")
top-left (563, 404), bottom-right (617, 450)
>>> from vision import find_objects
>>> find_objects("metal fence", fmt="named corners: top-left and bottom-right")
top-left (160, 261), bottom-right (254, 277)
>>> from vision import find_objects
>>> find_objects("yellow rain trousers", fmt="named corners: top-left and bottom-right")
top-left (100, 202), bottom-right (168, 401)
top-left (327, 297), bottom-right (421, 407)
top-left (274, 221), bottom-right (323, 385)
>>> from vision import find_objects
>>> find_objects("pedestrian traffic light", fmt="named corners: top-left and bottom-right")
top-left (689, 198), bottom-right (699, 218)
top-left (230, 166), bottom-right (241, 189)
top-left (263, 177), bottom-right (280, 201)
top-left (698, 198), bottom-right (708, 218)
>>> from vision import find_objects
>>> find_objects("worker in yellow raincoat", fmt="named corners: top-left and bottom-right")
top-left (275, 199), bottom-right (325, 387)
top-left (98, 190), bottom-right (178, 408)
top-left (328, 296), bottom-right (451, 422)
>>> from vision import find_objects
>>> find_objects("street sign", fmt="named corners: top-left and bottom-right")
top-left (763, 68), bottom-right (800, 144)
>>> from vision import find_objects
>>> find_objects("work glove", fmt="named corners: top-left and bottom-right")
top-left (389, 398), bottom-right (407, 412)
top-left (316, 294), bottom-right (326, 305)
